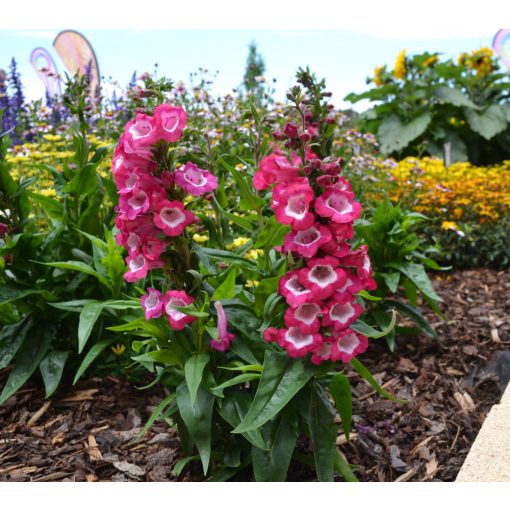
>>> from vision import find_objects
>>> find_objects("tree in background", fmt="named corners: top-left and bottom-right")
top-left (242, 41), bottom-right (266, 99)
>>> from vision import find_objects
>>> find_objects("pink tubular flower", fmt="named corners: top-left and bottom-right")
top-left (142, 237), bottom-right (167, 261)
top-left (124, 253), bottom-right (149, 282)
top-left (272, 182), bottom-right (315, 230)
top-left (310, 341), bottom-right (333, 365)
top-left (284, 302), bottom-right (321, 333)
top-left (153, 199), bottom-right (197, 236)
top-left (210, 301), bottom-right (235, 352)
top-left (277, 327), bottom-right (322, 357)
top-left (314, 188), bottom-right (361, 224)
top-left (141, 288), bottom-right (164, 320)
top-left (125, 113), bottom-right (159, 148)
top-left (163, 290), bottom-right (197, 330)
top-left (322, 296), bottom-right (363, 331)
top-left (330, 330), bottom-right (368, 363)
top-left (283, 223), bottom-right (332, 258)
top-left (153, 104), bottom-right (187, 142)
top-left (278, 271), bottom-right (313, 307)
top-left (174, 162), bottom-right (218, 196)
top-left (118, 187), bottom-right (151, 220)
top-left (253, 152), bottom-right (301, 190)
top-left (298, 256), bottom-right (347, 300)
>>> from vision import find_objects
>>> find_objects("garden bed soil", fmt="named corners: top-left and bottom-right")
top-left (1, 268), bottom-right (509, 482)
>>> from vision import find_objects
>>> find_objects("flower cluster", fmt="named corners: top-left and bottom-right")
top-left (458, 47), bottom-right (495, 77)
top-left (393, 49), bottom-right (407, 81)
top-left (112, 104), bottom-right (232, 348)
top-left (256, 135), bottom-right (376, 365)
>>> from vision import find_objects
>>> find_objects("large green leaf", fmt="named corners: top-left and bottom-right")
top-left (252, 411), bottom-right (298, 482)
top-left (0, 323), bottom-right (55, 405)
top-left (435, 86), bottom-right (479, 109)
top-left (39, 350), bottom-right (69, 398)
top-left (465, 104), bottom-right (507, 140)
top-left (185, 353), bottom-right (210, 405)
top-left (378, 113), bottom-right (432, 153)
top-left (297, 384), bottom-right (337, 482)
top-left (330, 373), bottom-right (352, 440)
top-left (387, 261), bottom-right (442, 302)
top-left (233, 351), bottom-right (315, 434)
top-left (0, 316), bottom-right (33, 370)
top-left (218, 391), bottom-right (267, 450)
top-left (176, 382), bottom-right (215, 475)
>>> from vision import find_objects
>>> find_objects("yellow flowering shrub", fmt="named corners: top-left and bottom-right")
top-left (385, 157), bottom-right (510, 223)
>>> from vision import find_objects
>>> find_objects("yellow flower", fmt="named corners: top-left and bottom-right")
top-left (111, 344), bottom-right (126, 355)
top-left (394, 50), bottom-right (407, 81)
top-left (373, 65), bottom-right (384, 86)
top-left (226, 237), bottom-right (250, 250)
top-left (192, 233), bottom-right (209, 243)
top-left (441, 221), bottom-right (459, 231)
top-left (422, 55), bottom-right (438, 68)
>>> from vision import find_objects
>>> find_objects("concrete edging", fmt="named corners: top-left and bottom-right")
top-left (456, 383), bottom-right (510, 482)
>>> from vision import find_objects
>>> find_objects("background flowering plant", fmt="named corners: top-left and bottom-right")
top-left (346, 47), bottom-right (510, 165)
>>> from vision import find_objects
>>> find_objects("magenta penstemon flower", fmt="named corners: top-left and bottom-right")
top-left (163, 290), bottom-right (197, 330)
top-left (298, 256), bottom-right (347, 300)
top-left (153, 104), bottom-right (187, 142)
top-left (210, 302), bottom-right (235, 352)
top-left (174, 162), bottom-right (218, 196)
top-left (314, 188), bottom-right (362, 224)
top-left (153, 199), bottom-right (197, 236)
top-left (283, 223), bottom-right (332, 258)
top-left (141, 288), bottom-right (164, 320)
top-left (125, 113), bottom-right (159, 148)
top-left (123, 253), bottom-right (149, 282)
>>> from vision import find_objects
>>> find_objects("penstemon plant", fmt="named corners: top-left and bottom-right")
top-left (110, 72), bottom-right (397, 482)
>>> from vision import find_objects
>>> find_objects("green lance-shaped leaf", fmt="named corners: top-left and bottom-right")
top-left (233, 351), bottom-right (315, 434)
top-left (351, 358), bottom-right (409, 403)
top-left (350, 308), bottom-right (396, 339)
top-left (297, 384), bottom-right (337, 482)
top-left (0, 323), bottom-right (56, 405)
top-left (176, 381), bottom-right (215, 475)
top-left (212, 269), bottom-right (237, 301)
top-left (73, 338), bottom-right (116, 384)
top-left (387, 261), bottom-right (442, 302)
top-left (218, 391), bottom-right (267, 451)
top-left (329, 373), bottom-right (352, 440)
top-left (78, 301), bottom-right (104, 354)
top-left (252, 411), bottom-right (299, 482)
top-left (184, 353), bottom-right (210, 405)
top-left (39, 350), bottom-right (70, 398)
top-left (0, 315), bottom-right (33, 370)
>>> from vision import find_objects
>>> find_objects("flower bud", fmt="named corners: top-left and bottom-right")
top-left (283, 122), bottom-right (299, 139)
top-left (272, 130), bottom-right (285, 140)
top-left (300, 132), bottom-right (311, 143)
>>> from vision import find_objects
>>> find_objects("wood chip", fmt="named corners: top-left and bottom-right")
top-left (27, 400), bottom-right (52, 427)
top-left (87, 434), bottom-right (103, 462)
top-left (410, 435), bottom-right (434, 456)
top-left (60, 389), bottom-right (99, 402)
top-left (33, 471), bottom-right (70, 482)
top-left (394, 467), bottom-right (416, 482)
top-left (86, 473), bottom-right (98, 482)
top-left (491, 328), bottom-right (501, 343)
top-left (113, 461), bottom-right (145, 479)
top-left (51, 431), bottom-right (65, 445)
top-left (453, 391), bottom-right (475, 411)
top-left (446, 367), bottom-right (464, 376)
top-left (426, 456), bottom-right (439, 476)
top-left (336, 432), bottom-right (358, 445)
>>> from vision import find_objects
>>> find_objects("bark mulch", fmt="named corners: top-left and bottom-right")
top-left (0, 268), bottom-right (509, 482)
